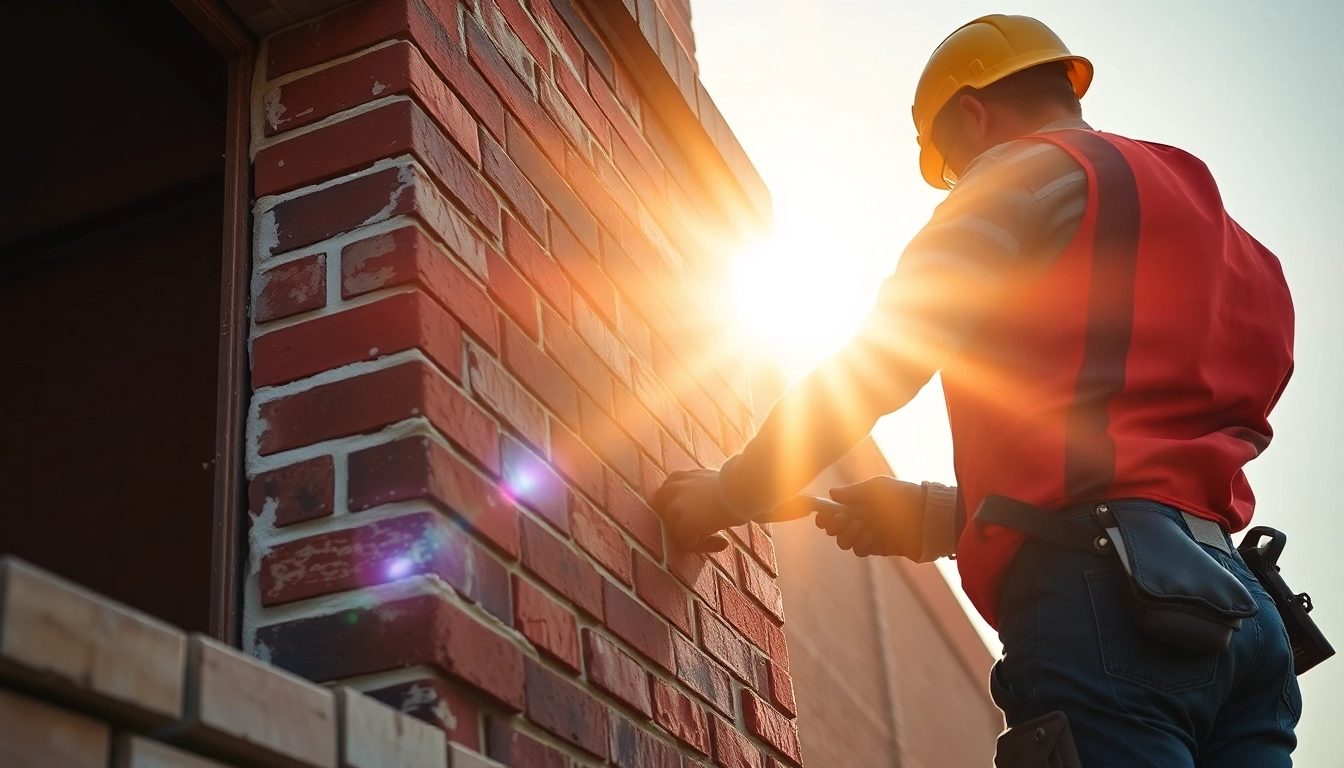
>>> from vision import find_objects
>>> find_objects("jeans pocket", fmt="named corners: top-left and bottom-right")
top-left (1086, 569), bottom-right (1218, 692)
top-left (988, 658), bottom-right (1027, 723)
top-left (1278, 673), bottom-right (1303, 731)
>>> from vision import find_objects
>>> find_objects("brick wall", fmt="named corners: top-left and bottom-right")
top-left (243, 1), bottom-right (795, 766)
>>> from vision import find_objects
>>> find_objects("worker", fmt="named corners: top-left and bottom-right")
top-left (652, 14), bottom-right (1300, 767)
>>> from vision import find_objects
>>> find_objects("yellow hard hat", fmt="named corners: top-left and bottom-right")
top-left (913, 15), bottom-right (1093, 189)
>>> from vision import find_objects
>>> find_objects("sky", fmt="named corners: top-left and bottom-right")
top-left (691, 1), bottom-right (1344, 763)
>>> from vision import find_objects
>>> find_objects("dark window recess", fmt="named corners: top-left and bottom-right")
top-left (0, 0), bottom-right (229, 634)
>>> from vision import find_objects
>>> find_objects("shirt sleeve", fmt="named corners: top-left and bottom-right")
top-left (719, 137), bottom-right (1088, 518)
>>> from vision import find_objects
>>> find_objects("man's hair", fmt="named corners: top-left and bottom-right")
top-left (960, 61), bottom-right (1083, 118)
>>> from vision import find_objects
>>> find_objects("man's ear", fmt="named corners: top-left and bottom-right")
top-left (957, 93), bottom-right (991, 140)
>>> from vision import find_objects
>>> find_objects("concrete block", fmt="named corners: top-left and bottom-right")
top-left (0, 686), bottom-right (110, 768)
top-left (115, 734), bottom-right (234, 768)
top-left (337, 686), bottom-right (447, 768)
top-left (449, 743), bottom-right (507, 768)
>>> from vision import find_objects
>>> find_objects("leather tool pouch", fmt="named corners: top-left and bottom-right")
top-left (1098, 505), bottom-right (1258, 653)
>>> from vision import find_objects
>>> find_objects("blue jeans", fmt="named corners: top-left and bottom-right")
top-left (991, 500), bottom-right (1302, 767)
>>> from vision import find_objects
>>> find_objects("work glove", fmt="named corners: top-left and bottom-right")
top-left (651, 469), bottom-right (743, 552)
top-left (816, 476), bottom-right (925, 559)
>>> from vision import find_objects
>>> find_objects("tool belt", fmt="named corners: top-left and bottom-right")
top-left (977, 496), bottom-right (1258, 654)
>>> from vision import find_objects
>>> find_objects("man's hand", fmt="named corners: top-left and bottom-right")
top-left (816, 476), bottom-right (925, 558)
top-left (651, 469), bottom-right (744, 552)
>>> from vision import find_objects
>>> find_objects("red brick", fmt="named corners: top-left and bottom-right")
top-left (593, 149), bottom-right (639, 222)
top-left (366, 677), bottom-right (480, 749)
top-left (348, 436), bottom-right (519, 558)
top-left (500, 435), bottom-right (570, 533)
top-left (550, 420), bottom-right (606, 503)
top-left (505, 216), bottom-right (572, 320)
top-left (765, 661), bottom-right (796, 718)
top-left (749, 652), bottom-right (771, 697)
top-left (486, 718), bottom-right (568, 768)
top-left (572, 495), bottom-right (632, 584)
top-left (708, 546), bottom-right (737, 586)
top-left (251, 292), bottom-right (463, 388)
top-left (582, 629), bottom-right (650, 717)
top-left (651, 678), bottom-right (709, 754)
top-left (672, 633), bottom-right (734, 717)
top-left (465, 16), bottom-right (564, 167)
top-left (480, 0), bottom-right (541, 84)
top-left (256, 253), bottom-right (326, 323)
top-left (520, 516), bottom-right (603, 619)
top-left (553, 59), bottom-right (609, 151)
top-left (514, 575), bottom-right (580, 672)
top-left (262, 165), bottom-right (415, 258)
top-left (634, 552), bottom-right (690, 636)
top-left (630, 365), bottom-right (689, 449)
top-left (523, 658), bottom-right (607, 757)
top-left (588, 62), bottom-right (663, 184)
top-left (718, 573), bottom-right (773, 654)
top-left (255, 593), bottom-right (524, 710)
top-left (532, 1), bottom-right (583, 75)
top-left (488, 0), bottom-right (550, 73)
top-left (563, 147), bottom-right (624, 237)
top-left (469, 346), bottom-right (548, 451)
top-left (579, 395), bottom-right (640, 486)
top-left (248, 455), bottom-right (335, 527)
top-left (741, 692), bottom-right (801, 766)
top-left (502, 318), bottom-right (579, 426)
top-left (696, 605), bottom-right (750, 683)
top-left (474, 547), bottom-right (514, 625)
top-left (710, 716), bottom-right (763, 768)
top-left (487, 249), bottom-right (541, 341)
top-left (737, 551), bottom-right (784, 625)
top-left (602, 580), bottom-right (672, 672)
top-left (258, 361), bottom-right (499, 472)
top-left (608, 711), bottom-right (680, 768)
top-left (606, 470), bottom-right (664, 560)
top-left (573, 296), bottom-right (631, 385)
top-left (667, 550), bottom-right (718, 612)
top-left (540, 76), bottom-right (592, 158)
top-left (255, 101), bottom-right (501, 240)
top-left (259, 511), bottom-right (470, 606)
top-left (548, 0), bottom-right (613, 81)
top-left (661, 429), bottom-right (699, 474)
top-left (616, 299), bottom-right (654, 367)
top-left (506, 116), bottom-right (599, 253)
top-left (342, 227), bottom-right (498, 353)
top-left (482, 130), bottom-right (548, 241)
top-left (748, 524), bottom-right (777, 578)
top-left (543, 306), bottom-right (614, 412)
top-left (551, 214), bottom-right (617, 325)
top-left (690, 418), bottom-right (728, 471)
top-left (264, 41), bottom-right (479, 164)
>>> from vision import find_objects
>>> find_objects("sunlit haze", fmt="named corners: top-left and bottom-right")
top-left (696, 2), bottom-right (1344, 763)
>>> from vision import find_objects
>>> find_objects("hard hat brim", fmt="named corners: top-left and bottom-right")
top-left (918, 55), bottom-right (1094, 189)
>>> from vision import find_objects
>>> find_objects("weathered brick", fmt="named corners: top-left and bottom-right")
top-left (550, 420), bottom-right (606, 503)
top-left (256, 593), bottom-right (525, 711)
top-left (347, 436), bottom-right (520, 559)
top-left (259, 511), bottom-right (471, 606)
top-left (765, 661), bottom-right (796, 718)
top-left (741, 692), bottom-right (801, 766)
top-left (488, 0), bottom-right (550, 72)
top-left (520, 516), bottom-right (603, 619)
top-left (543, 306), bottom-right (614, 412)
top-left (717, 573), bottom-right (772, 654)
top-left (251, 292), bottom-right (464, 388)
top-left (255, 101), bottom-right (501, 240)
top-left (486, 717), bottom-right (568, 768)
top-left (634, 552), bottom-right (690, 636)
top-left (500, 436), bottom-right (570, 533)
top-left (651, 678), bottom-right (709, 754)
top-left (667, 550), bottom-right (718, 612)
top-left (0, 687), bottom-right (109, 768)
top-left (257, 361), bottom-right (499, 475)
top-left (532, 0), bottom-right (584, 74)
top-left (474, 548), bottom-right (514, 625)
top-left (470, 346), bottom-right (548, 451)
top-left (550, 0), bottom-right (613, 81)
top-left (366, 677), bottom-right (480, 749)
top-left (506, 116), bottom-right (599, 253)
top-left (540, 76), bottom-right (591, 157)
top-left (630, 365), bottom-right (689, 449)
top-left (482, 130), bottom-right (548, 241)
top-left (550, 214), bottom-right (617, 324)
top-left (602, 581), bottom-right (672, 672)
top-left (747, 523), bottom-right (777, 578)
top-left (465, 16), bottom-right (563, 167)
top-left (553, 58), bottom-right (609, 151)
top-left (579, 394), bottom-right (640, 486)
top-left (488, 250), bottom-right (542, 341)
top-left (505, 215), bottom-right (572, 320)
top-left (572, 494), bottom-right (632, 584)
top-left (737, 551), bottom-right (784, 625)
top-left (256, 253), bottom-right (326, 323)
top-left (338, 687), bottom-right (447, 768)
top-left (264, 41), bottom-right (479, 164)
top-left (661, 429), bottom-right (699, 473)
top-left (606, 470), bottom-right (664, 560)
top-left (563, 146), bottom-right (625, 237)
top-left (342, 226), bottom-right (498, 353)
top-left (0, 558), bottom-right (185, 728)
top-left (514, 575), bottom-right (580, 672)
top-left (710, 715), bottom-right (763, 768)
top-left (573, 295), bottom-right (631, 385)
top-left (696, 605), bottom-right (750, 683)
top-left (479, 0), bottom-right (538, 87)
top-left (588, 62), bottom-right (662, 185)
top-left (179, 636), bottom-right (337, 767)
top-left (672, 633), bottom-right (734, 717)
top-left (502, 317), bottom-right (580, 427)
top-left (608, 711), bottom-right (680, 768)
top-left (582, 629), bottom-right (651, 716)
top-left (248, 455), bottom-right (335, 527)
top-left (261, 165), bottom-right (414, 259)
top-left (523, 658), bottom-right (607, 757)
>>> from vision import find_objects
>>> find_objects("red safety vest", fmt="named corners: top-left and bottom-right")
top-left (944, 129), bottom-right (1295, 628)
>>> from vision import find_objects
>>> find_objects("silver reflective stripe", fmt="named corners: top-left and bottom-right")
top-left (1182, 511), bottom-right (1231, 554)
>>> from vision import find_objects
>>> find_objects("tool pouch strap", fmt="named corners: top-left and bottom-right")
top-left (994, 711), bottom-right (1081, 768)
top-left (978, 496), bottom-right (1258, 653)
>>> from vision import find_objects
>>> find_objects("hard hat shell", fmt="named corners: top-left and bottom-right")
top-left (913, 15), bottom-right (1093, 189)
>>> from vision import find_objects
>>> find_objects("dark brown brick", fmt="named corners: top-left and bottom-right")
top-left (634, 552), bottom-right (690, 636)
top-left (582, 629), bottom-right (650, 717)
top-left (514, 575), bottom-right (580, 672)
top-left (248, 456), bottom-right (335, 527)
top-left (651, 678), bottom-right (709, 754)
top-left (366, 677), bottom-right (480, 749)
top-left (520, 516), bottom-right (603, 619)
top-left (256, 253), bottom-right (325, 323)
top-left (673, 633), bottom-right (734, 717)
top-left (602, 581), bottom-right (672, 672)
top-left (523, 658), bottom-right (607, 757)
top-left (608, 710), bottom-right (680, 768)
